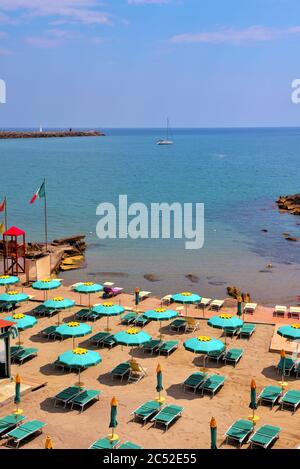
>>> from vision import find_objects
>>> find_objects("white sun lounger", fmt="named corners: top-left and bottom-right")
top-left (210, 299), bottom-right (224, 311)
top-left (244, 303), bottom-right (257, 314)
top-left (138, 291), bottom-right (152, 301)
top-left (289, 307), bottom-right (300, 319)
top-left (161, 294), bottom-right (172, 305)
top-left (198, 298), bottom-right (212, 308)
top-left (274, 305), bottom-right (287, 317)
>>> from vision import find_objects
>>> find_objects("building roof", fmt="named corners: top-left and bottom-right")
top-left (3, 226), bottom-right (25, 236)
top-left (0, 318), bottom-right (15, 328)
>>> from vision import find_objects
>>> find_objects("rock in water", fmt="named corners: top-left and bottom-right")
top-left (276, 194), bottom-right (300, 215)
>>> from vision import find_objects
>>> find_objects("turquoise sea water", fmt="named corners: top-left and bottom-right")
top-left (0, 128), bottom-right (300, 304)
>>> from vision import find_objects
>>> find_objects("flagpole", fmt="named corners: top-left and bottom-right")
top-left (4, 196), bottom-right (7, 231)
top-left (44, 179), bottom-right (48, 252)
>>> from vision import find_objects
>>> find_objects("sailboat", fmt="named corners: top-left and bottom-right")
top-left (156, 118), bottom-right (173, 145)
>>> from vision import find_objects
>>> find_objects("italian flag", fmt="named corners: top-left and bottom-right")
top-left (30, 180), bottom-right (45, 204)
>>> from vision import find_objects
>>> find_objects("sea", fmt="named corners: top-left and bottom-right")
top-left (0, 127), bottom-right (300, 305)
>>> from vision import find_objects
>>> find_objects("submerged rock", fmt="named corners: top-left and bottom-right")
top-left (185, 273), bottom-right (199, 283)
top-left (276, 193), bottom-right (300, 215)
top-left (144, 273), bottom-right (161, 282)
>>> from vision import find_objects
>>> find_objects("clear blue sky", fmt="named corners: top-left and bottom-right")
top-left (1, 0), bottom-right (300, 127)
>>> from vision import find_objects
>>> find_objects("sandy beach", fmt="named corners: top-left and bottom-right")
top-left (0, 288), bottom-right (299, 450)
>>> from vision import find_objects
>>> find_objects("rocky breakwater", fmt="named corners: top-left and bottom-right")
top-left (276, 193), bottom-right (300, 215)
top-left (0, 130), bottom-right (105, 139)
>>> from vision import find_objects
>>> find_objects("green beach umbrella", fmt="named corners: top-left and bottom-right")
top-left (210, 417), bottom-right (217, 449)
top-left (277, 324), bottom-right (300, 356)
top-left (144, 308), bottom-right (178, 339)
top-left (0, 275), bottom-right (19, 292)
top-left (74, 282), bottom-right (103, 308)
top-left (171, 292), bottom-right (201, 315)
top-left (44, 296), bottom-right (75, 325)
top-left (208, 314), bottom-right (243, 345)
top-left (113, 328), bottom-right (152, 357)
top-left (57, 348), bottom-right (101, 387)
top-left (237, 298), bottom-right (242, 317)
top-left (248, 379), bottom-right (259, 427)
top-left (5, 313), bottom-right (37, 346)
top-left (14, 374), bottom-right (23, 418)
top-left (183, 336), bottom-right (225, 368)
top-left (108, 396), bottom-right (119, 442)
top-left (55, 322), bottom-right (92, 348)
top-left (0, 290), bottom-right (29, 304)
top-left (156, 363), bottom-right (165, 404)
top-left (92, 302), bottom-right (125, 331)
top-left (32, 278), bottom-right (61, 300)
top-left (135, 288), bottom-right (140, 308)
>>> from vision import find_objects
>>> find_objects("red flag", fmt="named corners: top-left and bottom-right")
top-left (0, 198), bottom-right (5, 212)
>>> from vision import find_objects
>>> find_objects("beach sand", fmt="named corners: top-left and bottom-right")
top-left (0, 290), bottom-right (299, 450)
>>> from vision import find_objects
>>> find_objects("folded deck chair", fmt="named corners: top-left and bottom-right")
top-left (210, 299), bottom-right (224, 311)
top-left (257, 385), bottom-right (282, 409)
top-left (239, 323), bottom-right (256, 339)
top-left (132, 400), bottom-right (162, 424)
top-left (185, 318), bottom-right (200, 333)
top-left (103, 286), bottom-right (123, 298)
top-left (54, 386), bottom-right (84, 407)
top-left (89, 437), bottom-right (120, 449)
top-left (248, 424), bottom-right (281, 449)
top-left (133, 314), bottom-right (149, 328)
top-left (128, 361), bottom-right (147, 382)
top-left (5, 420), bottom-right (46, 448)
top-left (0, 414), bottom-right (25, 435)
top-left (207, 348), bottom-right (225, 364)
top-left (183, 372), bottom-right (207, 393)
top-left (142, 339), bottom-right (162, 355)
top-left (40, 325), bottom-right (58, 340)
top-left (11, 347), bottom-right (38, 365)
top-left (112, 362), bottom-right (131, 382)
top-left (277, 357), bottom-right (295, 376)
top-left (158, 341), bottom-right (178, 356)
top-left (224, 348), bottom-right (244, 367)
top-left (151, 404), bottom-right (183, 431)
top-left (169, 318), bottom-right (186, 332)
top-left (201, 374), bottom-right (225, 397)
top-left (244, 303), bottom-right (257, 314)
top-left (225, 419), bottom-right (254, 447)
top-left (89, 332), bottom-right (111, 346)
top-left (70, 389), bottom-right (101, 412)
top-left (118, 441), bottom-right (143, 449)
top-left (121, 312), bottom-right (138, 325)
top-left (280, 390), bottom-right (300, 413)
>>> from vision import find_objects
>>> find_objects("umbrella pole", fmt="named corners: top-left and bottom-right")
top-left (18, 331), bottom-right (21, 347)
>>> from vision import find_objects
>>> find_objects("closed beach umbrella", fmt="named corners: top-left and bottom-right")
top-left (144, 308), bottom-right (178, 339)
top-left (55, 322), bottom-right (92, 348)
top-left (14, 374), bottom-right (23, 417)
top-left (74, 282), bottom-right (103, 308)
top-left (171, 292), bottom-right (201, 315)
top-left (248, 379), bottom-right (258, 427)
top-left (32, 279), bottom-right (61, 300)
top-left (278, 349), bottom-right (288, 394)
top-left (5, 313), bottom-right (37, 346)
top-left (135, 288), bottom-right (140, 308)
top-left (0, 291), bottom-right (29, 304)
top-left (208, 314), bottom-right (243, 345)
top-left (57, 348), bottom-right (101, 387)
top-left (210, 417), bottom-right (217, 449)
top-left (44, 297), bottom-right (75, 325)
top-left (45, 436), bottom-right (53, 449)
top-left (184, 336), bottom-right (225, 367)
top-left (108, 397), bottom-right (118, 442)
top-left (113, 328), bottom-right (152, 357)
top-left (237, 299), bottom-right (242, 317)
top-left (156, 363), bottom-right (164, 404)
top-left (92, 302), bottom-right (125, 331)
top-left (0, 275), bottom-right (19, 292)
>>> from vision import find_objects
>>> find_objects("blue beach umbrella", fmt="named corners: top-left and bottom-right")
top-left (57, 347), bottom-right (101, 387)
top-left (32, 279), bottom-right (61, 300)
top-left (74, 282), bottom-right (103, 308)
top-left (113, 328), bottom-right (152, 357)
top-left (55, 322), bottom-right (92, 348)
top-left (5, 313), bottom-right (37, 346)
top-left (44, 296), bottom-right (75, 325)
top-left (277, 324), bottom-right (300, 355)
top-left (0, 275), bottom-right (19, 291)
top-left (144, 307), bottom-right (178, 339)
top-left (208, 314), bottom-right (243, 344)
top-left (171, 292), bottom-right (201, 315)
top-left (183, 336), bottom-right (225, 367)
top-left (0, 291), bottom-right (29, 304)
top-left (92, 302), bottom-right (125, 331)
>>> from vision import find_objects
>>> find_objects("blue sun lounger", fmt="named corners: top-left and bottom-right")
top-left (248, 425), bottom-right (281, 449)
top-left (132, 400), bottom-right (162, 424)
top-left (151, 404), bottom-right (184, 431)
top-left (0, 414), bottom-right (25, 435)
top-left (4, 420), bottom-right (46, 448)
top-left (89, 437), bottom-right (120, 449)
top-left (118, 441), bottom-right (143, 449)
top-left (225, 419), bottom-right (253, 447)
top-left (257, 385), bottom-right (282, 409)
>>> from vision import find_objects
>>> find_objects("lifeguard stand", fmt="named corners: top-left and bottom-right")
top-left (3, 226), bottom-right (26, 275)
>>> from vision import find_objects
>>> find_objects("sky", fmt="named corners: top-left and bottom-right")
top-left (1, 0), bottom-right (300, 127)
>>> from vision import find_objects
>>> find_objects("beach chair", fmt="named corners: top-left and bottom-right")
top-left (11, 347), bottom-right (38, 365)
top-left (277, 357), bottom-right (295, 376)
top-left (138, 291), bottom-right (152, 301)
top-left (10, 346), bottom-right (22, 358)
top-left (40, 325), bottom-right (58, 340)
top-left (0, 414), bottom-right (25, 435)
top-left (54, 386), bottom-right (84, 407)
top-left (4, 420), bottom-right (46, 448)
top-left (288, 306), bottom-right (300, 319)
top-left (296, 362), bottom-right (300, 378)
top-left (248, 425), bottom-right (281, 449)
top-left (111, 362), bottom-right (131, 382)
top-left (75, 309), bottom-right (91, 321)
top-left (244, 303), bottom-right (257, 314)
top-left (280, 390), bottom-right (300, 413)
top-left (89, 437), bottom-right (120, 449)
top-left (273, 305), bottom-right (287, 318)
top-left (158, 341), bottom-right (178, 356)
top-left (0, 300), bottom-right (13, 312)
top-left (103, 286), bottom-right (123, 298)
top-left (133, 314), bottom-right (149, 328)
top-left (151, 404), bottom-right (183, 431)
top-left (100, 334), bottom-right (116, 349)
top-left (160, 294), bottom-right (172, 305)
top-left (223, 326), bottom-right (240, 337)
top-left (238, 323), bottom-right (256, 339)
top-left (32, 304), bottom-right (58, 317)
top-left (257, 385), bottom-right (282, 409)
top-left (201, 374), bottom-right (225, 397)
top-left (70, 389), bottom-right (101, 412)
top-left (121, 312), bottom-right (138, 325)
top-left (224, 348), bottom-right (244, 367)
top-left (169, 318), bottom-right (186, 332)
top-left (207, 348), bottom-right (225, 364)
top-left (183, 372), bottom-right (207, 393)
top-left (132, 400), bottom-right (162, 424)
top-left (128, 361), bottom-right (147, 383)
top-left (118, 441), bottom-right (143, 449)
top-left (210, 299), bottom-right (224, 311)
top-left (225, 419), bottom-right (254, 447)
top-left (142, 339), bottom-right (162, 355)
top-left (185, 317), bottom-right (200, 333)
top-left (89, 331), bottom-right (111, 346)
top-left (197, 298), bottom-right (212, 309)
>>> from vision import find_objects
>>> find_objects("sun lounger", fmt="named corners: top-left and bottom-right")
top-left (128, 361), bottom-right (147, 382)
top-left (118, 441), bottom-right (143, 449)
top-left (75, 309), bottom-right (99, 322)
top-left (0, 414), bottom-right (25, 435)
top-left (169, 318), bottom-right (186, 332)
top-left (158, 340), bottom-right (178, 356)
top-left (138, 291), bottom-right (152, 301)
top-left (225, 419), bottom-right (254, 447)
top-left (248, 424), bottom-right (281, 449)
top-left (89, 331), bottom-right (111, 346)
top-left (244, 303), bottom-right (257, 314)
top-left (238, 323), bottom-right (256, 339)
top-left (40, 325), bottom-right (58, 339)
top-left (103, 286), bottom-right (123, 298)
top-left (111, 362), bottom-right (131, 381)
top-left (132, 400), bottom-right (162, 424)
top-left (288, 306), bottom-right (300, 319)
top-left (10, 346), bottom-right (23, 357)
top-left (223, 326), bottom-right (240, 337)
top-left (151, 404), bottom-right (183, 431)
top-left (54, 386), bottom-right (84, 407)
top-left (197, 297), bottom-right (212, 308)
top-left (4, 419), bottom-right (46, 448)
top-left (280, 390), bottom-right (300, 413)
top-left (0, 300), bottom-right (13, 312)
top-left (101, 334), bottom-right (117, 348)
top-left (257, 385), bottom-right (282, 409)
top-left (185, 317), bottom-right (200, 332)
top-left (273, 305), bottom-right (287, 318)
top-left (70, 389), bottom-right (101, 412)
top-left (224, 348), bottom-right (244, 367)
top-left (201, 374), bottom-right (225, 397)
top-left (296, 362), bottom-right (300, 378)
top-left (277, 357), bottom-right (295, 376)
top-left (160, 294), bottom-right (172, 305)
top-left (207, 349), bottom-right (225, 364)
top-left (11, 347), bottom-right (38, 365)
top-left (133, 314), bottom-right (149, 328)
top-left (183, 371), bottom-right (208, 393)
top-left (32, 304), bottom-right (58, 317)
top-left (121, 312), bottom-right (138, 325)
top-left (142, 339), bottom-right (162, 355)
top-left (89, 437), bottom-right (120, 449)
top-left (210, 299), bottom-right (224, 311)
